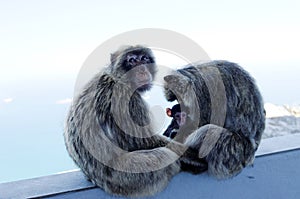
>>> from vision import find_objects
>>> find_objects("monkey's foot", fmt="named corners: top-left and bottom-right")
top-left (180, 148), bottom-right (208, 174)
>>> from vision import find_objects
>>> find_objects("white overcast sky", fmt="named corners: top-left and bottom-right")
top-left (0, 0), bottom-right (300, 104)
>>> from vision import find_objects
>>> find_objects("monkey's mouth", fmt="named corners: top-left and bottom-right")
top-left (138, 80), bottom-right (151, 86)
top-left (137, 82), bottom-right (152, 91)
top-left (135, 76), bottom-right (152, 87)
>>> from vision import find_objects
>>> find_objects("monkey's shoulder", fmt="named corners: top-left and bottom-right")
top-left (96, 73), bottom-right (116, 87)
top-left (181, 60), bottom-right (244, 74)
top-left (195, 60), bottom-right (251, 78)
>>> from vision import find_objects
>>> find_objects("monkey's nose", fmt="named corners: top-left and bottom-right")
top-left (134, 60), bottom-right (142, 65)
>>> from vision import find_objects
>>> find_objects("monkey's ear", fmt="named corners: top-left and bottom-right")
top-left (166, 108), bottom-right (172, 117)
top-left (110, 53), bottom-right (118, 65)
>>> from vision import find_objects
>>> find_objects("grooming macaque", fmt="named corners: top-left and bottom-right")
top-left (64, 46), bottom-right (207, 197)
top-left (164, 60), bottom-right (265, 178)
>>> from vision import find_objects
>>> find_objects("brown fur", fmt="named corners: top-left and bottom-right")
top-left (64, 46), bottom-right (207, 197)
top-left (164, 61), bottom-right (265, 178)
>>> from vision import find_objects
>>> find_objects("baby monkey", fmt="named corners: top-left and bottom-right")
top-left (163, 104), bottom-right (187, 139)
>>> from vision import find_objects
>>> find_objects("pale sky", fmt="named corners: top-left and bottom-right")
top-left (0, 0), bottom-right (300, 104)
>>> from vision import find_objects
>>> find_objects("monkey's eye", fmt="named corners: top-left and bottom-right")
top-left (140, 55), bottom-right (150, 62)
top-left (175, 112), bottom-right (186, 119)
top-left (129, 58), bottom-right (136, 63)
top-left (127, 55), bottom-right (138, 65)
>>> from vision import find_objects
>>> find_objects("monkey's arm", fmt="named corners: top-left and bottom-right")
top-left (93, 73), bottom-right (207, 174)
top-left (164, 139), bottom-right (208, 174)
top-left (184, 124), bottom-right (256, 178)
top-left (163, 125), bottom-right (173, 138)
top-left (95, 74), bottom-right (171, 151)
top-left (163, 119), bottom-right (208, 173)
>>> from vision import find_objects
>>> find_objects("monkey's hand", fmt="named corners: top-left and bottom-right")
top-left (184, 124), bottom-right (256, 178)
top-left (164, 133), bottom-right (208, 174)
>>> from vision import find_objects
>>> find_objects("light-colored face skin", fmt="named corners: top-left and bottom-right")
top-left (174, 112), bottom-right (187, 127)
top-left (123, 52), bottom-right (155, 92)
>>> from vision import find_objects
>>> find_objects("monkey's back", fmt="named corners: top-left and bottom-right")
top-left (178, 60), bottom-right (265, 147)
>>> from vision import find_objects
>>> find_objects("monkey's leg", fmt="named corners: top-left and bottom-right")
top-left (164, 139), bottom-right (208, 174)
top-left (185, 124), bottom-right (255, 179)
top-left (103, 147), bottom-right (181, 197)
top-left (179, 147), bottom-right (208, 174)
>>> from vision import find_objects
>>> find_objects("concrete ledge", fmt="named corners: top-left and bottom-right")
top-left (1, 134), bottom-right (300, 199)
top-left (0, 170), bottom-right (94, 199)
top-left (256, 133), bottom-right (300, 156)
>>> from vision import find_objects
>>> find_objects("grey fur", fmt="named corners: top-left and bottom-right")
top-left (164, 60), bottom-right (265, 178)
top-left (64, 46), bottom-right (206, 197)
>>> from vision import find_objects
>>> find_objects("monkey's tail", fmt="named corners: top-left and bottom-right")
top-left (184, 124), bottom-right (255, 179)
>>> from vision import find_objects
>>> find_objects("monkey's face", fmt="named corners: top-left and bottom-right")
top-left (122, 50), bottom-right (156, 92)
top-left (166, 105), bottom-right (187, 128)
top-left (110, 46), bottom-right (157, 92)
top-left (174, 112), bottom-right (187, 127)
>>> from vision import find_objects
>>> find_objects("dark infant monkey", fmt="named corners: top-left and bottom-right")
top-left (163, 104), bottom-right (188, 139)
